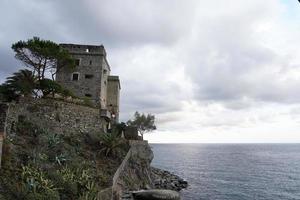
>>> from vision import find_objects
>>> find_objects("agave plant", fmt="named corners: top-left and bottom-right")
top-left (21, 165), bottom-right (57, 193)
top-left (99, 131), bottom-right (123, 156)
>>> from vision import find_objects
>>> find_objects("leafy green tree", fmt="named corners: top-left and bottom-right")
top-left (11, 37), bottom-right (75, 81)
top-left (38, 79), bottom-right (62, 97)
top-left (0, 83), bottom-right (19, 102)
top-left (127, 111), bottom-right (156, 139)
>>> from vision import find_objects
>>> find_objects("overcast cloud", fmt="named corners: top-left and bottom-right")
top-left (1, 0), bottom-right (300, 142)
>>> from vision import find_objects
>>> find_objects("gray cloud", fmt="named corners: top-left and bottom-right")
top-left (181, 1), bottom-right (300, 106)
top-left (1, 0), bottom-right (300, 133)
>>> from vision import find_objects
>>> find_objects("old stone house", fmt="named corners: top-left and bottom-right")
top-left (56, 44), bottom-right (120, 122)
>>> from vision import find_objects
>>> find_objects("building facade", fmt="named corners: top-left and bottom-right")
top-left (56, 44), bottom-right (120, 122)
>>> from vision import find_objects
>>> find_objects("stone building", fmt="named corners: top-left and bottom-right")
top-left (56, 44), bottom-right (120, 122)
top-left (107, 76), bottom-right (121, 122)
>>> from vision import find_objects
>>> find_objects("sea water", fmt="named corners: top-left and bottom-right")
top-left (151, 144), bottom-right (300, 200)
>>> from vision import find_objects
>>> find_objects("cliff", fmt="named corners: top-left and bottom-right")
top-left (0, 99), bottom-right (128, 199)
top-left (0, 99), bottom-right (186, 200)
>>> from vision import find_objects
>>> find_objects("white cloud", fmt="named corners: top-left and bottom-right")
top-left (1, 0), bottom-right (300, 142)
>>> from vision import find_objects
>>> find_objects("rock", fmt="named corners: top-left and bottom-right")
top-left (132, 189), bottom-right (180, 200)
top-left (151, 167), bottom-right (188, 191)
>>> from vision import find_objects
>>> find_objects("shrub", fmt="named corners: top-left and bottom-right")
top-left (38, 79), bottom-right (62, 97)
top-left (21, 165), bottom-right (58, 196)
top-left (61, 88), bottom-right (75, 99)
top-left (82, 97), bottom-right (94, 107)
top-left (99, 131), bottom-right (123, 157)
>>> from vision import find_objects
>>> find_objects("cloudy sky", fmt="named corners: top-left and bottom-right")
top-left (1, 0), bottom-right (300, 143)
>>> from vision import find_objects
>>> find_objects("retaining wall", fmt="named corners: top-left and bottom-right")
top-left (0, 103), bottom-right (9, 167)
top-left (5, 98), bottom-right (107, 138)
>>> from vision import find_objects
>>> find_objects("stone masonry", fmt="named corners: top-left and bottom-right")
top-left (0, 104), bottom-right (9, 167)
top-left (5, 98), bottom-right (107, 139)
top-left (56, 44), bottom-right (110, 108)
top-left (56, 44), bottom-right (121, 123)
top-left (107, 76), bottom-right (121, 122)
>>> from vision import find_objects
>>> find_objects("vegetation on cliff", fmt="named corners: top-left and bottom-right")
top-left (0, 119), bottom-right (130, 200)
top-left (127, 111), bottom-right (156, 139)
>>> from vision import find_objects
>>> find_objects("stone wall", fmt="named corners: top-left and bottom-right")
top-left (107, 76), bottom-right (121, 122)
top-left (56, 44), bottom-right (111, 109)
top-left (112, 141), bottom-right (154, 200)
top-left (5, 98), bottom-right (107, 138)
top-left (0, 103), bottom-right (9, 167)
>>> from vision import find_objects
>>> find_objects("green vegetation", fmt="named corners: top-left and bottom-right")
top-left (0, 71), bottom-right (74, 102)
top-left (5, 69), bottom-right (37, 97)
top-left (0, 37), bottom-right (76, 102)
top-left (99, 131), bottom-right (124, 156)
top-left (0, 120), bottom-right (130, 200)
top-left (11, 37), bottom-right (75, 81)
top-left (127, 111), bottom-right (156, 139)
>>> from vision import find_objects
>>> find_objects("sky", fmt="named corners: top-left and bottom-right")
top-left (1, 0), bottom-right (300, 143)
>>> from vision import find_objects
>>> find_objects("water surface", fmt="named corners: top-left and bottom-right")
top-left (151, 144), bottom-right (300, 200)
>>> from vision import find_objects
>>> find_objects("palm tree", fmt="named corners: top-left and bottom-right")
top-left (5, 69), bottom-right (37, 97)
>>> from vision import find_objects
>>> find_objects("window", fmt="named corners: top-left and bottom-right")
top-left (85, 94), bottom-right (92, 97)
top-left (72, 73), bottom-right (79, 81)
top-left (75, 59), bottom-right (80, 66)
top-left (103, 69), bottom-right (107, 74)
top-left (89, 60), bottom-right (92, 65)
top-left (85, 74), bottom-right (93, 79)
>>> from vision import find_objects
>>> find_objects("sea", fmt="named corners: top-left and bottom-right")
top-left (150, 144), bottom-right (300, 200)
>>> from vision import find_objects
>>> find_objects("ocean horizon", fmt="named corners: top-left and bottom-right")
top-left (151, 143), bottom-right (300, 200)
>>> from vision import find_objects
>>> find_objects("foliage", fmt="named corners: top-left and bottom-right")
top-left (99, 131), bottom-right (123, 156)
top-left (127, 111), bottom-right (156, 139)
top-left (47, 133), bottom-right (63, 149)
top-left (82, 97), bottom-right (94, 107)
top-left (5, 69), bottom-right (37, 96)
top-left (11, 37), bottom-right (75, 81)
top-left (21, 165), bottom-right (57, 194)
top-left (0, 118), bottom-right (130, 200)
top-left (61, 88), bottom-right (75, 99)
top-left (0, 69), bottom-right (37, 101)
top-left (110, 122), bottom-right (127, 137)
top-left (0, 83), bottom-right (19, 102)
top-left (38, 78), bottom-right (62, 97)
top-left (0, 70), bottom-right (75, 101)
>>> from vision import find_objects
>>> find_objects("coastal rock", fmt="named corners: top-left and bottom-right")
top-left (151, 167), bottom-right (188, 191)
top-left (132, 189), bottom-right (180, 200)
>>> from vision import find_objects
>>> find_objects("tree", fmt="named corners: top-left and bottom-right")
top-left (38, 79), bottom-right (63, 97)
top-left (0, 69), bottom-right (37, 101)
top-left (127, 111), bottom-right (156, 140)
top-left (0, 83), bottom-right (19, 102)
top-left (0, 69), bottom-right (75, 101)
top-left (11, 37), bottom-right (75, 81)
top-left (5, 69), bottom-right (37, 97)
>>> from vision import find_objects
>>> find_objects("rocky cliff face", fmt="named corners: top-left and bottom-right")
top-left (0, 99), bottom-right (187, 200)
top-left (106, 141), bottom-right (188, 200)
top-left (112, 141), bottom-right (154, 200)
